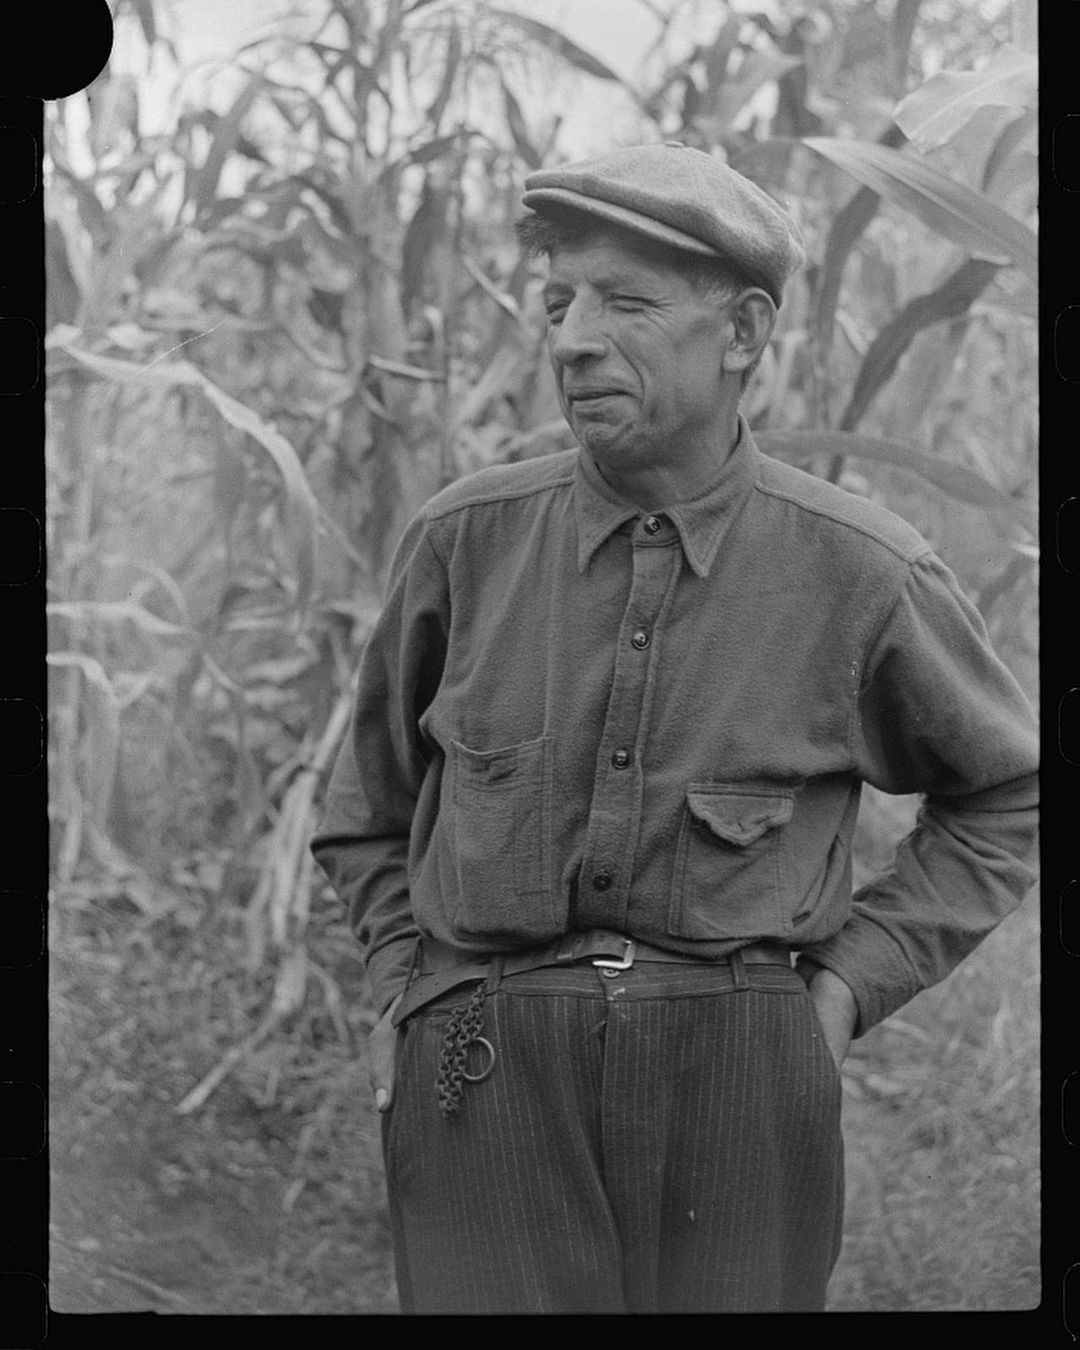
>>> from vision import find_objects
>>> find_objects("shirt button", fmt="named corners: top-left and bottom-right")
top-left (643, 515), bottom-right (662, 535)
top-left (592, 871), bottom-right (613, 891)
top-left (611, 749), bottom-right (631, 769)
top-left (631, 629), bottom-right (650, 650)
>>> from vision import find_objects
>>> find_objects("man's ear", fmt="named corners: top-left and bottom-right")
top-left (720, 289), bottom-right (777, 376)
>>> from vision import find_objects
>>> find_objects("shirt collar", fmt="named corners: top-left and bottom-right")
top-left (573, 416), bottom-right (759, 579)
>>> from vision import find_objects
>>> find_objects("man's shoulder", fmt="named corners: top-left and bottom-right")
top-left (423, 450), bottom-right (578, 523)
top-left (753, 447), bottom-right (930, 565)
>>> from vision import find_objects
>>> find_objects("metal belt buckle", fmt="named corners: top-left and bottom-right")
top-left (592, 937), bottom-right (635, 970)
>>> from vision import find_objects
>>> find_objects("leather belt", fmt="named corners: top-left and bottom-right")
top-left (391, 930), bottom-right (792, 1026)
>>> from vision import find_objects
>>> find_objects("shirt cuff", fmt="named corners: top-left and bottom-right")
top-left (795, 913), bottom-right (922, 1038)
top-left (365, 935), bottom-right (419, 1017)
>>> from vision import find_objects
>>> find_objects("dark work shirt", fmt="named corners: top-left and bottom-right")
top-left (311, 420), bottom-right (1038, 1032)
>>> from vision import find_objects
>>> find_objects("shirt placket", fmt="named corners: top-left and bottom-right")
top-left (575, 514), bottom-right (682, 931)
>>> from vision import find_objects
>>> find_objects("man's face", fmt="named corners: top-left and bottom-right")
top-left (542, 227), bottom-right (733, 475)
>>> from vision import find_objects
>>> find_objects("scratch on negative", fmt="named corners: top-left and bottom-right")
top-left (137, 321), bottom-right (226, 373)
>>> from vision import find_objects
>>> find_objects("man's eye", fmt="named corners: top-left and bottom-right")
top-left (611, 295), bottom-right (647, 310)
top-left (544, 302), bottom-right (567, 321)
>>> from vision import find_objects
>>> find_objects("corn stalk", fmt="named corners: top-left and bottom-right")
top-left (177, 682), bottom-right (354, 1115)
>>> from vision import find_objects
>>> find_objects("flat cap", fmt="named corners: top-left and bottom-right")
top-left (522, 142), bottom-right (804, 304)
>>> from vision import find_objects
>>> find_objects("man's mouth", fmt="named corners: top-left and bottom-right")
top-left (566, 388), bottom-right (627, 406)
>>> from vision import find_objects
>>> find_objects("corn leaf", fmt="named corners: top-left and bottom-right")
top-left (889, 0), bottom-right (922, 85)
top-left (53, 164), bottom-right (111, 245)
top-left (97, 556), bottom-right (195, 626)
top-left (46, 334), bottom-right (319, 604)
top-left (425, 20), bottom-right (461, 130)
top-left (757, 430), bottom-right (1036, 536)
top-left (501, 77), bottom-right (542, 170)
top-left (982, 108), bottom-right (1037, 195)
top-left (490, 10), bottom-right (628, 85)
top-left (187, 73), bottom-right (266, 219)
top-left (213, 435), bottom-right (248, 545)
top-left (48, 651), bottom-right (117, 698)
top-left (813, 124), bottom-right (907, 354)
top-left (799, 137), bottom-right (1037, 284)
top-left (974, 549), bottom-right (1036, 619)
top-left (893, 45), bottom-right (1036, 151)
top-left (704, 51), bottom-right (803, 133)
top-left (48, 652), bottom-right (121, 827)
top-left (401, 131), bottom-right (476, 168)
top-left (131, 0), bottom-right (156, 45)
top-left (839, 257), bottom-right (1000, 432)
top-left (461, 253), bottom-right (524, 325)
top-left (701, 14), bottom-right (742, 99)
top-left (49, 599), bottom-right (191, 638)
top-left (367, 355), bottom-right (446, 381)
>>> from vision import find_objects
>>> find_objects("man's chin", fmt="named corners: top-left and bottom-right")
top-left (571, 418), bottom-right (626, 458)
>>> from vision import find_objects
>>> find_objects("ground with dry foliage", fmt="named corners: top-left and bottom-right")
top-left (50, 884), bottom-right (397, 1315)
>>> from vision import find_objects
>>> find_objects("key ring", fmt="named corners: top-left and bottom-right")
top-left (461, 1036), bottom-right (496, 1083)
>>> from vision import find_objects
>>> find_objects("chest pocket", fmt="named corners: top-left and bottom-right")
top-left (448, 735), bottom-right (557, 942)
top-left (668, 785), bottom-right (793, 940)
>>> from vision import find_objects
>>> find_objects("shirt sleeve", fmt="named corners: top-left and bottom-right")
top-left (796, 549), bottom-right (1039, 1036)
top-left (310, 512), bottom-right (449, 1016)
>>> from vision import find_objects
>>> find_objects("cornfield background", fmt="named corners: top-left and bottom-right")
top-left (48, 0), bottom-right (1038, 1314)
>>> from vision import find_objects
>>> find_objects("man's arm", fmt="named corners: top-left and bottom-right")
top-left (311, 512), bottom-right (449, 1018)
top-left (797, 549), bottom-right (1038, 1039)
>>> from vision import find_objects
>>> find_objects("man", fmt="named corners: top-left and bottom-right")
top-left (312, 143), bottom-right (1038, 1314)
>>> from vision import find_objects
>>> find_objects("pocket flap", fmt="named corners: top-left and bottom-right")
top-left (686, 789), bottom-right (793, 846)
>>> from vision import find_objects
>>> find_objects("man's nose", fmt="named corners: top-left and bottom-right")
top-left (549, 296), bottom-right (607, 366)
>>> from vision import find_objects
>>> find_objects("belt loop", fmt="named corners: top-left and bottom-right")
top-left (484, 955), bottom-right (505, 996)
top-left (730, 948), bottom-right (749, 990)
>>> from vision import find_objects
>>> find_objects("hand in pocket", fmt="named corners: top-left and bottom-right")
top-left (804, 966), bottom-right (857, 1071)
top-left (368, 992), bottom-right (404, 1112)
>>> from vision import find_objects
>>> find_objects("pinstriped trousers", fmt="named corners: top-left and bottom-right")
top-left (381, 956), bottom-right (844, 1314)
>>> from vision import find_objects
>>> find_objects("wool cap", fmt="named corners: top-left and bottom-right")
top-left (521, 141), bottom-right (805, 304)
